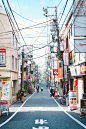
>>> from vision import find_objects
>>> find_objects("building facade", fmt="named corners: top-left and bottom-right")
top-left (62, 1), bottom-right (86, 106)
top-left (0, 5), bottom-right (19, 105)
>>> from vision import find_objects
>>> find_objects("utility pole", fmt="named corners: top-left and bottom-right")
top-left (21, 49), bottom-right (24, 91)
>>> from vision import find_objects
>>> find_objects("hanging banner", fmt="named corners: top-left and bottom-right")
top-left (58, 67), bottom-right (63, 79)
top-left (1, 81), bottom-right (10, 100)
top-left (69, 91), bottom-right (77, 110)
top-left (0, 49), bottom-right (6, 66)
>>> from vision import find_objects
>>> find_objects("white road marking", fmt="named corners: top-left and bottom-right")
top-left (48, 88), bottom-right (86, 128)
top-left (0, 93), bottom-right (35, 128)
top-left (32, 126), bottom-right (49, 129)
top-left (9, 107), bottom-right (60, 112)
top-left (35, 119), bottom-right (48, 125)
top-left (53, 97), bottom-right (86, 129)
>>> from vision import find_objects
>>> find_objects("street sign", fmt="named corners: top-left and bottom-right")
top-left (53, 69), bottom-right (58, 75)
top-left (0, 49), bottom-right (6, 66)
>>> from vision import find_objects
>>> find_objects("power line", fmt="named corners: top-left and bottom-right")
top-left (58, 0), bottom-right (68, 24)
top-left (57, 0), bottom-right (63, 8)
top-left (32, 26), bottom-right (46, 45)
top-left (12, 9), bottom-right (38, 24)
top-left (2, 0), bottom-right (21, 47)
top-left (33, 53), bottom-right (49, 59)
top-left (6, 0), bottom-right (29, 51)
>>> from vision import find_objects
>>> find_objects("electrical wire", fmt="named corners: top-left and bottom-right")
top-left (6, 0), bottom-right (30, 51)
top-left (12, 9), bottom-right (38, 24)
top-left (57, 0), bottom-right (63, 8)
top-left (58, 0), bottom-right (68, 24)
top-left (32, 26), bottom-right (46, 45)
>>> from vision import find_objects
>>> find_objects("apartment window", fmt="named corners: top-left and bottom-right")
top-left (15, 58), bottom-right (17, 70)
top-left (69, 29), bottom-right (70, 39)
top-left (12, 56), bottom-right (14, 69)
top-left (15, 38), bottom-right (17, 49)
top-left (79, 53), bottom-right (82, 61)
top-left (71, 24), bottom-right (72, 36)
top-left (11, 33), bottom-right (14, 46)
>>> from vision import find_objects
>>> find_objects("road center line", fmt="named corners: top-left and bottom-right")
top-left (53, 97), bottom-right (86, 129)
top-left (0, 92), bottom-right (35, 128)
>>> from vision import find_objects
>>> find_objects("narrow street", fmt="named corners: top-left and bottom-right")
top-left (0, 81), bottom-right (86, 129)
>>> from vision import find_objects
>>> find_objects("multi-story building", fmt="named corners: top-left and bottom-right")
top-left (63, 1), bottom-right (86, 106)
top-left (0, 5), bottom-right (19, 105)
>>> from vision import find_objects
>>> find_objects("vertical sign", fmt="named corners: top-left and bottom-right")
top-left (24, 72), bottom-right (26, 80)
top-left (69, 91), bottom-right (77, 110)
top-left (64, 66), bottom-right (67, 79)
top-left (0, 49), bottom-right (6, 66)
top-left (0, 80), bottom-right (2, 90)
top-left (58, 68), bottom-right (63, 79)
top-left (63, 53), bottom-right (68, 66)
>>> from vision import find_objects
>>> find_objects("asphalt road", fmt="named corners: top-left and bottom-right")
top-left (0, 81), bottom-right (86, 129)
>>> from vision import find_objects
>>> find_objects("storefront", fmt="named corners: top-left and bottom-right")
top-left (70, 65), bottom-right (85, 106)
top-left (70, 65), bottom-right (84, 105)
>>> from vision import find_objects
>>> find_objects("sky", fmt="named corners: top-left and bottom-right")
top-left (0, 0), bottom-right (73, 75)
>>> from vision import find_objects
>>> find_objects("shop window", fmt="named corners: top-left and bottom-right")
top-left (79, 53), bottom-right (82, 61)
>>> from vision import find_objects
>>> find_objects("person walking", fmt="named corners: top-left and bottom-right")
top-left (20, 90), bottom-right (24, 103)
top-left (37, 84), bottom-right (39, 93)
top-left (41, 86), bottom-right (43, 93)
top-left (34, 85), bottom-right (35, 92)
top-left (38, 84), bottom-right (39, 92)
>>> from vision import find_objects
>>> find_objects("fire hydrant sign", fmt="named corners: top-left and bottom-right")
top-left (69, 91), bottom-right (77, 110)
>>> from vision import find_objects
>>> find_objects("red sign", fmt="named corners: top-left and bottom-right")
top-left (53, 69), bottom-right (58, 75)
top-left (28, 75), bottom-right (31, 79)
top-left (0, 49), bottom-right (6, 53)
top-left (74, 79), bottom-right (78, 87)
